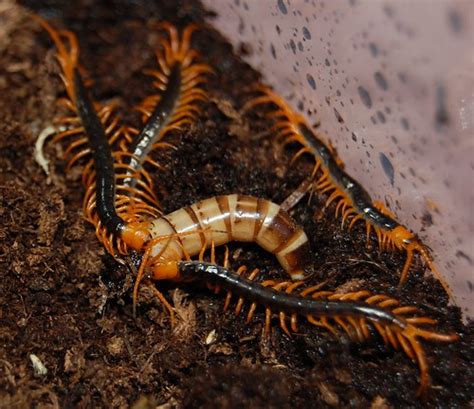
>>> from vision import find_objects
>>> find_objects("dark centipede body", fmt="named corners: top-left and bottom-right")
top-left (178, 260), bottom-right (404, 327)
top-left (162, 260), bottom-right (457, 395)
top-left (119, 23), bottom-right (211, 191)
top-left (37, 17), bottom-right (152, 253)
top-left (72, 70), bottom-right (126, 235)
top-left (124, 64), bottom-right (182, 181)
top-left (299, 122), bottom-right (400, 231)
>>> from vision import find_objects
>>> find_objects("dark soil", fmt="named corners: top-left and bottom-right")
top-left (1, 1), bottom-right (472, 408)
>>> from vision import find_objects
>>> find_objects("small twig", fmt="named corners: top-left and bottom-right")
top-left (281, 177), bottom-right (314, 212)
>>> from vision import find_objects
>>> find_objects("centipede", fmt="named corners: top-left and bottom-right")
top-left (35, 17), bottom-right (151, 255)
top-left (113, 23), bottom-right (213, 231)
top-left (151, 257), bottom-right (457, 395)
top-left (36, 16), bottom-right (459, 398)
top-left (244, 86), bottom-right (453, 297)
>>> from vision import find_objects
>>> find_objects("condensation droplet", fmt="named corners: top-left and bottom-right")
top-left (306, 73), bottom-right (317, 90)
top-left (379, 152), bottom-right (395, 185)
top-left (448, 9), bottom-right (463, 34)
top-left (277, 0), bottom-right (288, 15)
top-left (374, 71), bottom-right (389, 91)
top-left (376, 111), bottom-right (386, 123)
top-left (270, 43), bottom-right (276, 59)
top-left (435, 83), bottom-right (450, 129)
top-left (357, 86), bottom-right (372, 108)
top-left (302, 26), bottom-right (311, 40)
top-left (334, 108), bottom-right (344, 123)
top-left (401, 117), bottom-right (410, 130)
top-left (368, 42), bottom-right (379, 57)
top-left (289, 39), bottom-right (296, 54)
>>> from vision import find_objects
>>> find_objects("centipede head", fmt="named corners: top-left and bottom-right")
top-left (120, 221), bottom-right (151, 251)
top-left (376, 213), bottom-right (453, 298)
top-left (149, 261), bottom-right (180, 281)
top-left (403, 235), bottom-right (454, 299)
top-left (389, 225), bottom-right (416, 250)
top-left (372, 203), bottom-right (417, 261)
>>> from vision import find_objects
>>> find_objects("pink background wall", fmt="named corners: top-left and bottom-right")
top-left (203, 0), bottom-right (474, 317)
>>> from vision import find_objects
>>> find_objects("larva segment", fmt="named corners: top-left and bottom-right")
top-left (117, 22), bottom-right (212, 202)
top-left (174, 261), bottom-right (458, 396)
top-left (147, 194), bottom-right (311, 280)
top-left (37, 17), bottom-right (153, 254)
top-left (245, 86), bottom-right (452, 297)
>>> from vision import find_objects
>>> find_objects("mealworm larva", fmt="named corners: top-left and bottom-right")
top-left (148, 194), bottom-right (311, 281)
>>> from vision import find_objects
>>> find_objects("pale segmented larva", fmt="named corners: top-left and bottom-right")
top-left (148, 194), bottom-right (311, 280)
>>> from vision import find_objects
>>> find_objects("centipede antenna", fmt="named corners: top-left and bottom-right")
top-left (133, 245), bottom-right (152, 318)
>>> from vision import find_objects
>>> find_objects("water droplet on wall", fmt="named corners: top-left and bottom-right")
top-left (277, 0), bottom-right (288, 15)
top-left (357, 86), bottom-right (372, 108)
top-left (368, 42), bottom-right (379, 57)
top-left (374, 71), bottom-right (389, 91)
top-left (379, 152), bottom-right (395, 185)
top-left (302, 26), bottom-right (311, 40)
top-left (306, 73), bottom-right (317, 90)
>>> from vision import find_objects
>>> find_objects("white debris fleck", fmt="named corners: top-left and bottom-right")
top-left (34, 125), bottom-right (64, 175)
top-left (29, 354), bottom-right (48, 376)
top-left (205, 329), bottom-right (217, 345)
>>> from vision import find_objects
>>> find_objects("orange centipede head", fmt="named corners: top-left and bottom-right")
top-left (151, 260), bottom-right (181, 281)
top-left (391, 225), bottom-right (416, 249)
top-left (121, 221), bottom-right (151, 250)
top-left (391, 226), bottom-right (422, 284)
top-left (392, 226), bottom-right (454, 298)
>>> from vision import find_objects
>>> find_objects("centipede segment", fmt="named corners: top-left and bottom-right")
top-left (38, 18), bottom-right (153, 254)
top-left (162, 260), bottom-right (457, 396)
top-left (245, 86), bottom-right (452, 296)
top-left (134, 22), bottom-right (212, 140)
